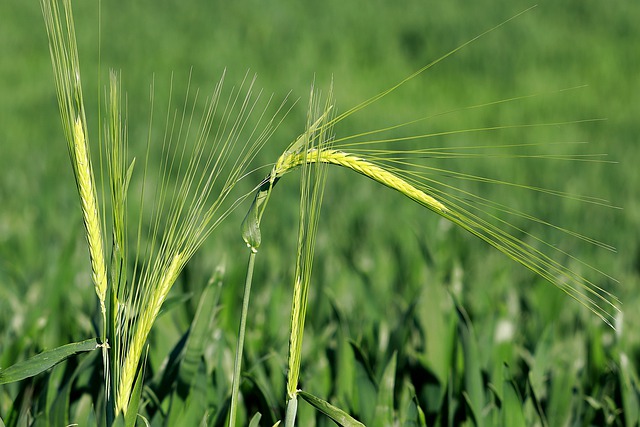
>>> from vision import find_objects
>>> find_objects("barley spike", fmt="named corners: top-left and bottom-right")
top-left (73, 117), bottom-right (108, 316)
top-left (275, 148), bottom-right (448, 213)
top-left (116, 252), bottom-right (183, 414)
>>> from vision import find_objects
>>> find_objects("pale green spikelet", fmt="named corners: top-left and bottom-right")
top-left (116, 252), bottom-right (183, 414)
top-left (275, 148), bottom-right (448, 214)
top-left (287, 278), bottom-right (306, 399)
top-left (285, 85), bottom-right (334, 414)
top-left (73, 117), bottom-right (108, 316)
top-left (41, 0), bottom-right (108, 316)
top-left (273, 140), bottom-right (618, 326)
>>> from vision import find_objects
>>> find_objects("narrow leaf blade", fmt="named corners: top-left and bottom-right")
top-left (0, 338), bottom-right (98, 385)
top-left (620, 352), bottom-right (640, 427)
top-left (248, 412), bottom-right (262, 427)
top-left (178, 271), bottom-right (223, 395)
top-left (124, 357), bottom-right (146, 427)
top-left (50, 349), bottom-right (99, 426)
top-left (298, 390), bottom-right (365, 427)
top-left (373, 352), bottom-right (397, 427)
top-left (502, 365), bottom-right (527, 427)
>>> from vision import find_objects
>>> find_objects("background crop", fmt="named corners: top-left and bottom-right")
top-left (1, 0), bottom-right (639, 425)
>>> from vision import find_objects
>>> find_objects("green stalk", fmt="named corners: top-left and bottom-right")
top-left (229, 249), bottom-right (257, 427)
top-left (285, 396), bottom-right (298, 427)
top-left (231, 93), bottom-right (330, 425)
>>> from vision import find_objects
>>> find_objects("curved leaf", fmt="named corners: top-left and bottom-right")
top-left (0, 338), bottom-right (98, 385)
top-left (298, 390), bottom-right (365, 427)
top-left (373, 352), bottom-right (397, 427)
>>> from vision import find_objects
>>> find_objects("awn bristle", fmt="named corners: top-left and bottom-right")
top-left (275, 148), bottom-right (448, 214)
top-left (73, 117), bottom-right (108, 316)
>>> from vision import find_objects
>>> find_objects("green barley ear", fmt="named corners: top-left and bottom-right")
top-left (275, 133), bottom-right (620, 327)
top-left (276, 149), bottom-right (448, 214)
top-left (110, 72), bottom-right (290, 416)
top-left (115, 251), bottom-right (184, 413)
top-left (269, 67), bottom-right (620, 327)
top-left (72, 117), bottom-right (108, 318)
top-left (274, 141), bottom-right (619, 327)
top-left (284, 83), bottom-right (335, 425)
top-left (237, 83), bottom-right (335, 427)
top-left (41, 0), bottom-right (108, 326)
top-left (42, 1), bottom-right (292, 413)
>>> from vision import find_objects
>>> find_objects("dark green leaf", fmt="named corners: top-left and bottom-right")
top-left (112, 412), bottom-right (125, 427)
top-left (177, 271), bottom-right (223, 397)
top-left (50, 349), bottom-right (99, 426)
top-left (402, 395), bottom-right (427, 427)
top-left (166, 269), bottom-right (223, 425)
top-left (373, 351), bottom-right (397, 427)
top-left (350, 340), bottom-right (378, 422)
top-left (243, 372), bottom-right (280, 425)
top-left (454, 298), bottom-right (485, 427)
top-left (84, 404), bottom-right (98, 427)
top-left (158, 292), bottom-right (193, 317)
top-left (0, 339), bottom-right (98, 385)
top-left (329, 298), bottom-right (355, 411)
top-left (298, 390), bottom-right (365, 427)
top-left (619, 352), bottom-right (640, 427)
top-left (248, 412), bottom-right (262, 427)
top-left (502, 365), bottom-right (526, 427)
top-left (169, 362), bottom-right (209, 427)
top-left (124, 354), bottom-right (147, 427)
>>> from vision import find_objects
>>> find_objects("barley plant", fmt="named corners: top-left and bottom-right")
top-left (0, 0), bottom-right (635, 426)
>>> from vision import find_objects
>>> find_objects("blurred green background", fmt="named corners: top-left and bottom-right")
top-left (1, 0), bottom-right (639, 424)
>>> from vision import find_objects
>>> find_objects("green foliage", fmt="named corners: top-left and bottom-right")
top-left (298, 390), bottom-right (365, 427)
top-left (0, 339), bottom-right (98, 385)
top-left (1, 0), bottom-right (638, 426)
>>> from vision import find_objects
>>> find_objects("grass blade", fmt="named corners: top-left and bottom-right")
top-left (298, 390), bottom-right (365, 427)
top-left (124, 352), bottom-right (146, 427)
top-left (178, 269), bottom-right (223, 396)
top-left (454, 299), bottom-right (485, 427)
top-left (229, 250), bottom-right (257, 427)
top-left (619, 352), bottom-right (640, 427)
top-left (284, 83), bottom-right (334, 427)
top-left (49, 349), bottom-right (100, 426)
top-left (248, 412), bottom-right (262, 427)
top-left (502, 365), bottom-right (526, 427)
top-left (166, 270), bottom-right (223, 425)
top-left (403, 395), bottom-right (427, 427)
top-left (350, 341), bottom-right (378, 423)
top-left (0, 339), bottom-right (99, 385)
top-left (372, 352), bottom-right (397, 427)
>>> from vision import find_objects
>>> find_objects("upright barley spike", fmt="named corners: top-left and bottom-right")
top-left (42, 0), bottom-right (108, 327)
top-left (73, 117), bottom-right (108, 318)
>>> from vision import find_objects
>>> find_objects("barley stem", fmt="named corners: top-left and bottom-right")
top-left (228, 250), bottom-right (257, 427)
top-left (284, 395), bottom-right (298, 427)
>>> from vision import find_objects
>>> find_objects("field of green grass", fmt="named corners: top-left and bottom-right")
top-left (1, 0), bottom-right (639, 425)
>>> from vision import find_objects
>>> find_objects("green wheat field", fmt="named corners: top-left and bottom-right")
top-left (1, 0), bottom-right (639, 425)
